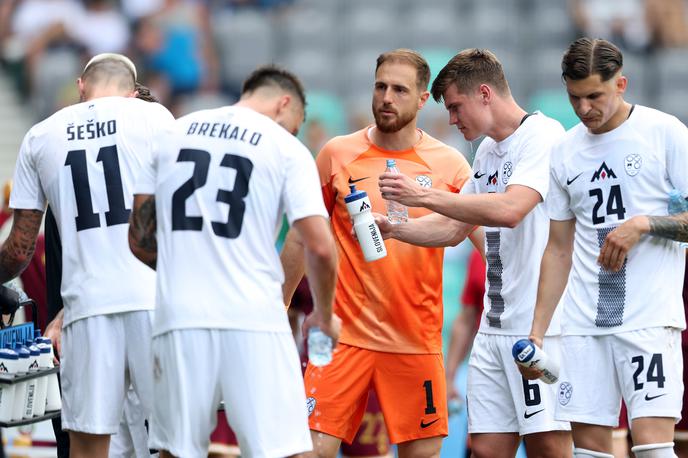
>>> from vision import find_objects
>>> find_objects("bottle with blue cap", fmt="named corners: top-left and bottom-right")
top-left (383, 159), bottom-right (408, 224)
top-left (33, 331), bottom-right (50, 417)
top-left (512, 339), bottom-right (559, 385)
top-left (345, 184), bottom-right (387, 262)
top-left (0, 343), bottom-right (19, 423)
top-left (22, 339), bottom-right (40, 419)
top-left (37, 336), bottom-right (61, 412)
top-left (668, 189), bottom-right (688, 249)
top-left (11, 340), bottom-right (30, 421)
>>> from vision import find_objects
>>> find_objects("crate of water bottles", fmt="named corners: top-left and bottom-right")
top-left (0, 283), bottom-right (61, 427)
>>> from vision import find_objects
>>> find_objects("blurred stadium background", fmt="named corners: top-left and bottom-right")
top-left (1, 0), bottom-right (687, 455)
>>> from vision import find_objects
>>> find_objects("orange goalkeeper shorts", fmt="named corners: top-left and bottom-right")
top-left (304, 343), bottom-right (448, 444)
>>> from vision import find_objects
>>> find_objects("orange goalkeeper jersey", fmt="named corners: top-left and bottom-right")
top-left (316, 127), bottom-right (471, 354)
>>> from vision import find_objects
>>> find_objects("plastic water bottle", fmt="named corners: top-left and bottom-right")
top-left (308, 327), bottom-right (333, 367)
top-left (38, 337), bottom-right (61, 412)
top-left (448, 397), bottom-right (464, 416)
top-left (12, 341), bottom-right (30, 421)
top-left (23, 339), bottom-right (40, 419)
top-left (512, 339), bottom-right (559, 385)
top-left (384, 159), bottom-right (408, 224)
top-left (668, 189), bottom-right (688, 249)
top-left (0, 343), bottom-right (19, 423)
top-left (345, 184), bottom-right (387, 262)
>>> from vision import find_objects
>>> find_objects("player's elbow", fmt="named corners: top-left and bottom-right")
top-left (305, 239), bottom-right (337, 269)
top-left (498, 208), bottom-right (527, 229)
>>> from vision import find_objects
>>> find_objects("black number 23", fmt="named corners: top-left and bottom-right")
top-left (171, 149), bottom-right (253, 239)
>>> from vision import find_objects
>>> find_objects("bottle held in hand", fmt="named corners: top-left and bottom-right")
top-left (308, 327), bottom-right (333, 367)
top-left (345, 184), bottom-right (387, 262)
top-left (512, 339), bottom-right (559, 384)
top-left (384, 159), bottom-right (408, 224)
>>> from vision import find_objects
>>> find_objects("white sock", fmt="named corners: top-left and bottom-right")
top-left (573, 448), bottom-right (614, 458)
top-left (631, 442), bottom-right (677, 458)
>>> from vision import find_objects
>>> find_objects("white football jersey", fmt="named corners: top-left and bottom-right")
top-left (548, 105), bottom-right (688, 335)
top-left (462, 113), bottom-right (565, 335)
top-left (11, 96), bottom-right (175, 326)
top-left (135, 106), bottom-right (327, 336)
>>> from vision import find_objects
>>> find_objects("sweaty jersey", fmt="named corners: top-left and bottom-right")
top-left (548, 105), bottom-right (688, 335)
top-left (135, 106), bottom-right (327, 336)
top-left (463, 113), bottom-right (565, 335)
top-left (317, 127), bottom-right (471, 354)
top-left (11, 96), bottom-right (174, 326)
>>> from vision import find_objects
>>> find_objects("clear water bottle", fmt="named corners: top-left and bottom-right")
top-left (668, 189), bottom-right (688, 248)
top-left (3, 279), bottom-right (29, 303)
top-left (384, 159), bottom-right (408, 224)
top-left (308, 327), bottom-right (333, 367)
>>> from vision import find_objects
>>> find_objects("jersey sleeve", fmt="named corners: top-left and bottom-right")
top-left (546, 152), bottom-right (574, 221)
top-left (10, 130), bottom-right (46, 210)
top-left (664, 116), bottom-right (688, 197)
top-left (283, 138), bottom-right (328, 225)
top-left (134, 105), bottom-right (175, 196)
top-left (450, 153), bottom-right (472, 193)
top-left (506, 123), bottom-right (561, 200)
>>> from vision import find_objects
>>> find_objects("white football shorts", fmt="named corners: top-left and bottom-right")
top-left (467, 333), bottom-right (570, 435)
top-left (555, 327), bottom-right (683, 426)
top-left (61, 311), bottom-right (153, 434)
top-left (149, 328), bottom-right (312, 458)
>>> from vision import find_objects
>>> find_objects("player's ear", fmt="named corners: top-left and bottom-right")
top-left (418, 90), bottom-right (430, 109)
top-left (615, 74), bottom-right (628, 94)
top-left (478, 84), bottom-right (491, 104)
top-left (76, 78), bottom-right (86, 101)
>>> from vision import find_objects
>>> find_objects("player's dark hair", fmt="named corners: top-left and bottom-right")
top-left (561, 38), bottom-right (623, 82)
top-left (81, 56), bottom-right (136, 92)
top-left (135, 82), bottom-right (159, 103)
top-left (431, 48), bottom-right (510, 102)
top-left (376, 49), bottom-right (431, 91)
top-left (241, 65), bottom-right (306, 108)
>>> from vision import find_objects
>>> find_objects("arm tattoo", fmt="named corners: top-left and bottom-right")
top-left (648, 214), bottom-right (688, 242)
top-left (0, 209), bottom-right (44, 283)
top-left (129, 196), bottom-right (157, 269)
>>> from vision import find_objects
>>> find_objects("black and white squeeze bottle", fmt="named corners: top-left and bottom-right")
top-left (33, 331), bottom-right (49, 417)
top-left (344, 184), bottom-right (387, 262)
top-left (0, 343), bottom-right (19, 423)
top-left (38, 336), bottom-right (61, 412)
top-left (22, 339), bottom-right (40, 419)
top-left (11, 340), bottom-right (30, 421)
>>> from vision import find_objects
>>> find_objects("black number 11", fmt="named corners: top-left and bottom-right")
top-left (65, 145), bottom-right (130, 231)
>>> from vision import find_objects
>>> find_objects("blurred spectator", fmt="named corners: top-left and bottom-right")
top-left (133, 0), bottom-right (220, 112)
top-left (569, 0), bottom-right (650, 52)
top-left (1, 0), bottom-right (82, 97)
top-left (67, 0), bottom-right (129, 55)
top-left (119, 0), bottom-right (164, 23)
top-left (646, 0), bottom-right (688, 48)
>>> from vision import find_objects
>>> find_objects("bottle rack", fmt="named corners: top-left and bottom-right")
top-left (0, 301), bottom-right (61, 427)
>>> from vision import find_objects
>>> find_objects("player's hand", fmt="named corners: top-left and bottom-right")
top-left (373, 212), bottom-right (394, 239)
top-left (302, 310), bottom-right (341, 346)
top-left (518, 336), bottom-right (544, 380)
top-left (378, 172), bottom-right (427, 207)
top-left (598, 216), bottom-right (648, 272)
top-left (44, 311), bottom-right (63, 365)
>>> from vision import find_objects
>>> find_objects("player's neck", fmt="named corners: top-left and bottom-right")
top-left (486, 98), bottom-right (527, 143)
top-left (589, 100), bottom-right (633, 135)
top-left (82, 86), bottom-right (133, 102)
top-left (370, 123), bottom-right (421, 151)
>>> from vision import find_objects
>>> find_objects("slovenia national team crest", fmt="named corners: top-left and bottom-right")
top-left (502, 162), bottom-right (513, 185)
top-left (558, 382), bottom-right (573, 406)
top-left (416, 175), bottom-right (432, 188)
top-left (306, 397), bottom-right (316, 416)
top-left (625, 154), bottom-right (642, 177)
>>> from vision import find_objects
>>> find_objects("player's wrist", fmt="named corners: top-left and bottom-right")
top-left (631, 215), bottom-right (650, 235)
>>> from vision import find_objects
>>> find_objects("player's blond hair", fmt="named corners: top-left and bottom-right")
top-left (376, 49), bottom-right (431, 91)
top-left (431, 49), bottom-right (510, 102)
